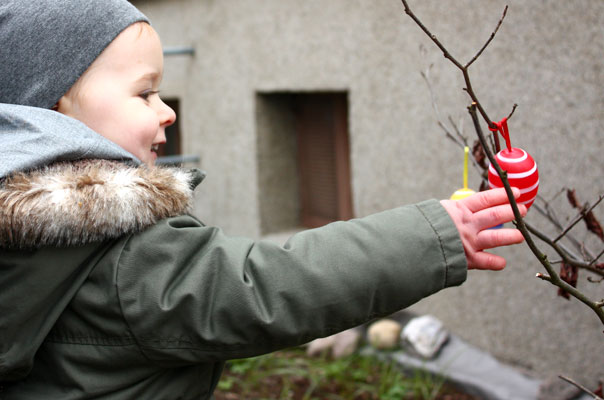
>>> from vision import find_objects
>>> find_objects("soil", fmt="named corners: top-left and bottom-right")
top-left (214, 348), bottom-right (479, 400)
top-left (215, 369), bottom-right (478, 400)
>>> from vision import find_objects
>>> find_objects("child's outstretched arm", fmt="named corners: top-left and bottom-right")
top-left (440, 188), bottom-right (527, 271)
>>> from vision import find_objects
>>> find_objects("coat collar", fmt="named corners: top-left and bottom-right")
top-left (0, 160), bottom-right (203, 249)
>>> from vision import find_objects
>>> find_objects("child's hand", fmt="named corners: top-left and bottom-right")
top-left (440, 188), bottom-right (527, 271)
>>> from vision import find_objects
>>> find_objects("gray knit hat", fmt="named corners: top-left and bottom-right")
top-left (0, 0), bottom-right (149, 109)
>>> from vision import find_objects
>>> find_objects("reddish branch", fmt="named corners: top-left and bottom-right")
top-left (401, 0), bottom-right (604, 325)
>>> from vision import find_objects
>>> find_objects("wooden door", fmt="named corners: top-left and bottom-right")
top-left (295, 93), bottom-right (353, 228)
top-left (157, 99), bottom-right (181, 157)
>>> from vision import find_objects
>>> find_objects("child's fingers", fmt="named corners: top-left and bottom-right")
top-left (461, 188), bottom-right (520, 213)
top-left (468, 251), bottom-right (507, 271)
top-left (474, 228), bottom-right (525, 250)
top-left (472, 203), bottom-right (526, 231)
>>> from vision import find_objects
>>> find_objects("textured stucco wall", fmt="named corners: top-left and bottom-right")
top-left (255, 93), bottom-right (300, 234)
top-left (133, 0), bottom-right (603, 384)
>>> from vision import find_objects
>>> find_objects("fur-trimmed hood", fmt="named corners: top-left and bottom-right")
top-left (0, 103), bottom-right (139, 179)
top-left (0, 159), bottom-right (204, 382)
top-left (0, 104), bottom-right (206, 382)
top-left (0, 159), bottom-right (204, 249)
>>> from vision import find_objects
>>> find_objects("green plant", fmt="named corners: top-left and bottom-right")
top-left (214, 347), bottom-right (472, 400)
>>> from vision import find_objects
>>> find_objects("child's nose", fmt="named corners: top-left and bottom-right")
top-left (159, 100), bottom-right (176, 127)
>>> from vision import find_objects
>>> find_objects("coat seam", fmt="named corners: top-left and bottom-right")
top-left (415, 204), bottom-right (448, 288)
top-left (135, 313), bottom-right (383, 353)
top-left (114, 235), bottom-right (155, 364)
top-left (44, 339), bottom-right (138, 347)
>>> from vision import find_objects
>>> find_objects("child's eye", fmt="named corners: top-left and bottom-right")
top-left (139, 90), bottom-right (159, 101)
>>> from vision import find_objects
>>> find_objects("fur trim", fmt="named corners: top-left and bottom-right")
top-left (0, 160), bottom-right (197, 249)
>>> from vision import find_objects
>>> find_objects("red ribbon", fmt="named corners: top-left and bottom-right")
top-left (489, 118), bottom-right (512, 151)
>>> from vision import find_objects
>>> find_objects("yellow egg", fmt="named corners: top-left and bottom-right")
top-left (450, 188), bottom-right (475, 200)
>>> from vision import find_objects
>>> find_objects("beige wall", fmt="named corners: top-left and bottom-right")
top-left (133, 0), bottom-right (604, 384)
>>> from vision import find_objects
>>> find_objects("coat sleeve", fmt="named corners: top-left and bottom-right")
top-left (115, 199), bottom-right (466, 365)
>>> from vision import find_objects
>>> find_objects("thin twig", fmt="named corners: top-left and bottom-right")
top-left (420, 66), bottom-right (465, 148)
top-left (559, 375), bottom-right (604, 400)
top-left (401, 0), bottom-right (464, 70)
top-left (588, 249), bottom-right (604, 267)
top-left (401, 0), bottom-right (504, 151)
top-left (550, 188), bottom-right (568, 203)
top-left (465, 6), bottom-right (508, 68)
top-left (448, 115), bottom-right (467, 145)
top-left (420, 67), bottom-right (441, 118)
top-left (532, 201), bottom-right (596, 260)
top-left (554, 196), bottom-right (604, 243)
top-left (421, 62), bottom-right (491, 176)
top-left (536, 273), bottom-right (552, 282)
top-left (420, 67), bottom-right (467, 149)
top-left (437, 121), bottom-right (465, 148)
top-left (506, 103), bottom-right (518, 120)
top-left (526, 222), bottom-right (604, 278)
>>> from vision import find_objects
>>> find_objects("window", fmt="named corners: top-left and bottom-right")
top-left (256, 92), bottom-right (353, 233)
top-left (157, 99), bottom-right (181, 158)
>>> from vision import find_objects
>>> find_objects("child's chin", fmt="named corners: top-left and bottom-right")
top-left (146, 152), bottom-right (158, 166)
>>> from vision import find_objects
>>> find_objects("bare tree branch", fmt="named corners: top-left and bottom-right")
top-left (506, 103), bottom-right (518, 120)
top-left (468, 104), bottom-right (604, 325)
top-left (420, 65), bottom-right (488, 175)
top-left (400, 0), bottom-right (503, 151)
top-left (419, 67), bottom-right (466, 148)
top-left (465, 6), bottom-right (508, 68)
top-left (401, 0), bottom-right (604, 327)
top-left (532, 200), bottom-right (597, 260)
top-left (589, 249), bottom-right (604, 267)
top-left (525, 222), bottom-right (604, 278)
top-left (448, 115), bottom-right (467, 145)
top-left (554, 196), bottom-right (604, 243)
top-left (567, 191), bottom-right (604, 242)
top-left (559, 375), bottom-right (604, 400)
top-left (400, 0), bottom-right (464, 70)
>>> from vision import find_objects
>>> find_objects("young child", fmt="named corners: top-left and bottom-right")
top-left (0, 1), bottom-right (526, 398)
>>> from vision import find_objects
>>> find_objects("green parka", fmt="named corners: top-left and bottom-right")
top-left (0, 159), bottom-right (467, 399)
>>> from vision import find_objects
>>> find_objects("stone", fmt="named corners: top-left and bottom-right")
top-left (305, 327), bottom-right (363, 359)
top-left (331, 327), bottom-right (362, 358)
top-left (367, 319), bottom-right (402, 350)
top-left (400, 314), bottom-right (448, 359)
top-left (305, 335), bottom-right (336, 357)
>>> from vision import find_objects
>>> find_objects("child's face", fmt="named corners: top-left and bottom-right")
top-left (57, 23), bottom-right (176, 166)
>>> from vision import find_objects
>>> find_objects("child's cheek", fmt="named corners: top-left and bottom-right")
top-left (82, 95), bottom-right (120, 135)
top-left (136, 109), bottom-right (161, 143)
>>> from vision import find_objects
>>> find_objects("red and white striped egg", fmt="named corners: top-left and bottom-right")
top-left (488, 147), bottom-right (539, 209)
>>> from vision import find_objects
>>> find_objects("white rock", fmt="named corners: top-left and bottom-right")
top-left (400, 315), bottom-right (448, 359)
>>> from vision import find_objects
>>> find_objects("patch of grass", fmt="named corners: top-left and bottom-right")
top-left (214, 347), bottom-right (475, 400)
